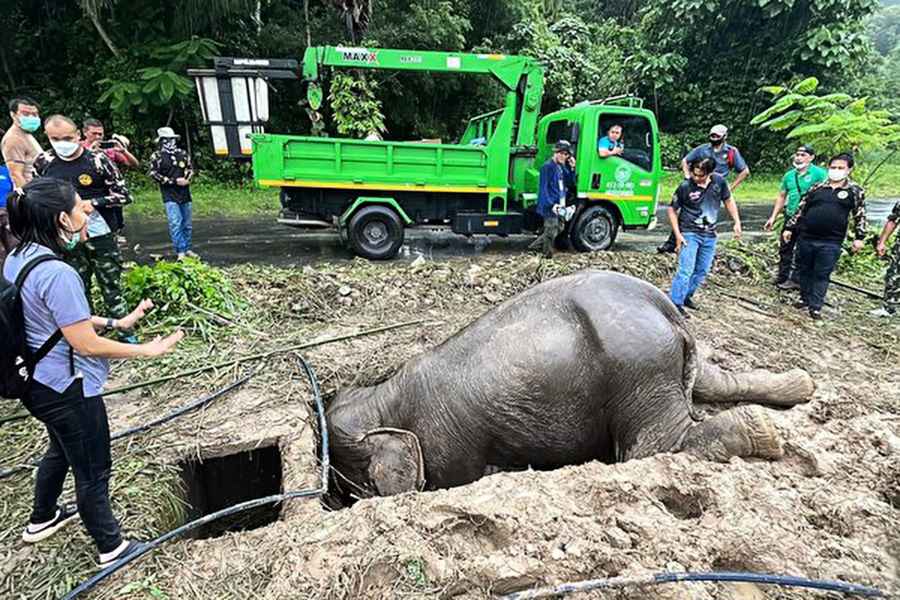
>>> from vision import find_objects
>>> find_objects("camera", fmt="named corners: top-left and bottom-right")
top-left (98, 140), bottom-right (118, 149)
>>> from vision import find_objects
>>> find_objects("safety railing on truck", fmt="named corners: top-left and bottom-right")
top-left (460, 107), bottom-right (506, 146)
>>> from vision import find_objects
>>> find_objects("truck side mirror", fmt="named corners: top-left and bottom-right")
top-left (570, 124), bottom-right (580, 144)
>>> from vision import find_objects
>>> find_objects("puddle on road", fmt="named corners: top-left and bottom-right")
top-left (121, 200), bottom-right (897, 267)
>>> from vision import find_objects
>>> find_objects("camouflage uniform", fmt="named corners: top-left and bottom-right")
top-left (33, 149), bottom-right (133, 319)
top-left (884, 202), bottom-right (900, 313)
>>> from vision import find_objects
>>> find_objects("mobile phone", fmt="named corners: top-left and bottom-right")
top-left (98, 140), bottom-right (117, 149)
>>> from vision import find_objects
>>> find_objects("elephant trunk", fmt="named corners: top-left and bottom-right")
top-left (680, 405), bottom-right (784, 462)
top-left (693, 360), bottom-right (815, 406)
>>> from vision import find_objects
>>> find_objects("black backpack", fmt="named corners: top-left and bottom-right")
top-left (0, 254), bottom-right (65, 400)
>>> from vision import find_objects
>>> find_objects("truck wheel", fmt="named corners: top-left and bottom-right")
top-left (348, 205), bottom-right (405, 260)
top-left (571, 205), bottom-right (618, 252)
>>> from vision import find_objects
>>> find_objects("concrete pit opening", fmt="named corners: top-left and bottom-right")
top-left (179, 445), bottom-right (283, 539)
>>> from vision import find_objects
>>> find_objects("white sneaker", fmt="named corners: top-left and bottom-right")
top-left (185, 250), bottom-right (201, 259)
top-left (21, 506), bottom-right (79, 543)
top-left (98, 539), bottom-right (147, 569)
top-left (176, 252), bottom-right (187, 261)
top-left (869, 307), bottom-right (897, 318)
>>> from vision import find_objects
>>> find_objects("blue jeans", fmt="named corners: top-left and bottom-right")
top-left (795, 237), bottom-right (842, 311)
top-left (164, 201), bottom-right (193, 254)
top-left (23, 379), bottom-right (122, 553)
top-left (670, 232), bottom-right (717, 306)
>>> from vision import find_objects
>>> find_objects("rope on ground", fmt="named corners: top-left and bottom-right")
top-left (60, 353), bottom-right (329, 600)
top-left (0, 374), bottom-right (253, 480)
top-left (829, 278), bottom-right (883, 301)
top-left (499, 571), bottom-right (887, 599)
top-left (103, 319), bottom-right (426, 397)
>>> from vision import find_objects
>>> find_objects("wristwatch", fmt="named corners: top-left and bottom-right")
top-left (105, 318), bottom-right (116, 332)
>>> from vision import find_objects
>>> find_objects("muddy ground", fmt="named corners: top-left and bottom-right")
top-left (1, 246), bottom-right (898, 599)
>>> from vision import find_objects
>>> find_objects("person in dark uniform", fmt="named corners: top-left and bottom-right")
top-left (783, 153), bottom-right (867, 320)
top-left (33, 115), bottom-right (136, 343)
top-left (149, 127), bottom-right (196, 260)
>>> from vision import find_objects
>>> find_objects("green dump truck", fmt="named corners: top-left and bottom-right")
top-left (190, 47), bottom-right (663, 259)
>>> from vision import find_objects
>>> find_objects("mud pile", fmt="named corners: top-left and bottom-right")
top-left (4, 249), bottom-right (899, 599)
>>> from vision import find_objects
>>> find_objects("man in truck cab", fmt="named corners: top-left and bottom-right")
top-left (597, 124), bottom-right (624, 158)
top-left (528, 140), bottom-right (576, 258)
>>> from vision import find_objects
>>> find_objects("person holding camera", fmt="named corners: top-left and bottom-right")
top-left (82, 118), bottom-right (138, 240)
top-left (528, 140), bottom-right (576, 259)
top-left (149, 127), bottom-right (196, 260)
top-left (4, 177), bottom-right (183, 567)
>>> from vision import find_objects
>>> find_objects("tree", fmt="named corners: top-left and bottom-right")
top-left (751, 77), bottom-right (900, 163)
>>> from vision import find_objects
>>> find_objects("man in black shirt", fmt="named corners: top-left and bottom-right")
top-left (667, 157), bottom-right (742, 317)
top-left (33, 115), bottom-right (136, 342)
top-left (783, 153), bottom-right (867, 320)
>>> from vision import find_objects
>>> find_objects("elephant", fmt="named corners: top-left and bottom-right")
top-left (326, 271), bottom-right (815, 500)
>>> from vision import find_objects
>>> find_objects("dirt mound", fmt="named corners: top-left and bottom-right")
top-left (3, 249), bottom-right (899, 599)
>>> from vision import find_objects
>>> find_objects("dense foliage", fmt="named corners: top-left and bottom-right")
top-left (1, 0), bottom-right (896, 173)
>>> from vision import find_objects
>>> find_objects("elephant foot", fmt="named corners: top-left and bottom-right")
top-left (680, 405), bottom-right (783, 462)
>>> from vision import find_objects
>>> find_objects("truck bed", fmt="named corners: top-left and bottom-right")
top-left (251, 134), bottom-right (500, 193)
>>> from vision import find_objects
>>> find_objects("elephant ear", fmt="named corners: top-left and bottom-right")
top-left (362, 428), bottom-right (425, 496)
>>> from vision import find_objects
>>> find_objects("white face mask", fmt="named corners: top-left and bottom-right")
top-left (793, 159), bottom-right (809, 170)
top-left (828, 168), bottom-right (848, 182)
top-left (51, 140), bottom-right (80, 158)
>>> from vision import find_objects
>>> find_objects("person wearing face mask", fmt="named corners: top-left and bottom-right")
top-left (33, 115), bottom-right (135, 342)
top-left (656, 124), bottom-right (750, 254)
top-left (3, 177), bottom-right (183, 568)
top-left (1, 97), bottom-right (44, 189)
top-left (667, 157), bottom-right (742, 318)
top-left (148, 127), bottom-right (197, 260)
top-left (764, 145), bottom-right (827, 288)
top-left (783, 153), bottom-right (867, 320)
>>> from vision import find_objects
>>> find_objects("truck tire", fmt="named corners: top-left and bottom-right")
top-left (348, 205), bottom-right (405, 260)
top-left (571, 205), bottom-right (618, 252)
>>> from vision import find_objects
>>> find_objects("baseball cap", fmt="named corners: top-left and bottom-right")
top-left (709, 124), bottom-right (728, 138)
top-left (554, 140), bottom-right (573, 154)
top-left (796, 144), bottom-right (815, 155)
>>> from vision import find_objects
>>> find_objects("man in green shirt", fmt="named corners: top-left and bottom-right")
top-left (764, 144), bottom-right (827, 287)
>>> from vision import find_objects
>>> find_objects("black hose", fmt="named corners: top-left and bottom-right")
top-left (0, 375), bottom-right (252, 480)
top-left (500, 570), bottom-right (887, 599)
top-left (59, 353), bottom-right (328, 600)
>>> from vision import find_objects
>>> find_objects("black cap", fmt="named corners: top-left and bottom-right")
top-left (554, 140), bottom-right (572, 154)
top-left (796, 144), bottom-right (815, 155)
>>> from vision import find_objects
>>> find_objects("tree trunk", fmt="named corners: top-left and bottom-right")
top-left (0, 45), bottom-right (16, 91)
top-left (693, 360), bottom-right (815, 406)
top-left (87, 10), bottom-right (120, 58)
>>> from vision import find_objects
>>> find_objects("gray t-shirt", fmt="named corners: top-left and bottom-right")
top-left (3, 243), bottom-right (109, 396)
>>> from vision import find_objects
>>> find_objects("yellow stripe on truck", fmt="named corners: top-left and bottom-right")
top-left (259, 179), bottom-right (506, 195)
top-left (585, 193), bottom-right (654, 202)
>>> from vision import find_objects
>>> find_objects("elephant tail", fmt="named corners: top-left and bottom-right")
top-left (674, 320), bottom-right (703, 422)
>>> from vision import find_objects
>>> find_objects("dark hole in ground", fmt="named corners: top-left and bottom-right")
top-left (179, 445), bottom-right (283, 539)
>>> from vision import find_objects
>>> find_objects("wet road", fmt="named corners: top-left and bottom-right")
top-left (123, 199), bottom-right (899, 267)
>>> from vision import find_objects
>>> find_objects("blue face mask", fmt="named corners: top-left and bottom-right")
top-left (18, 115), bottom-right (41, 133)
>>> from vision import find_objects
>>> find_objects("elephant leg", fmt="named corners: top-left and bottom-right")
top-left (693, 360), bottom-right (815, 406)
top-left (679, 405), bottom-right (783, 462)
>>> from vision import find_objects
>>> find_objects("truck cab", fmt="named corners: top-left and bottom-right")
top-left (528, 97), bottom-right (663, 251)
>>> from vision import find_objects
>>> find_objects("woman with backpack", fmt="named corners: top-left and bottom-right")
top-left (2, 177), bottom-right (183, 567)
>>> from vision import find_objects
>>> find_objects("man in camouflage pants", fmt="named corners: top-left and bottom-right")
top-left (33, 115), bottom-right (137, 342)
top-left (871, 201), bottom-right (900, 318)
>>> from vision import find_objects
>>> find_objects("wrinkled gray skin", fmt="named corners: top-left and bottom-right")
top-left (327, 271), bottom-right (815, 499)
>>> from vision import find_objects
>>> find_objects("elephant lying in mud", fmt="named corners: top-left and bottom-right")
top-left (327, 271), bottom-right (815, 499)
